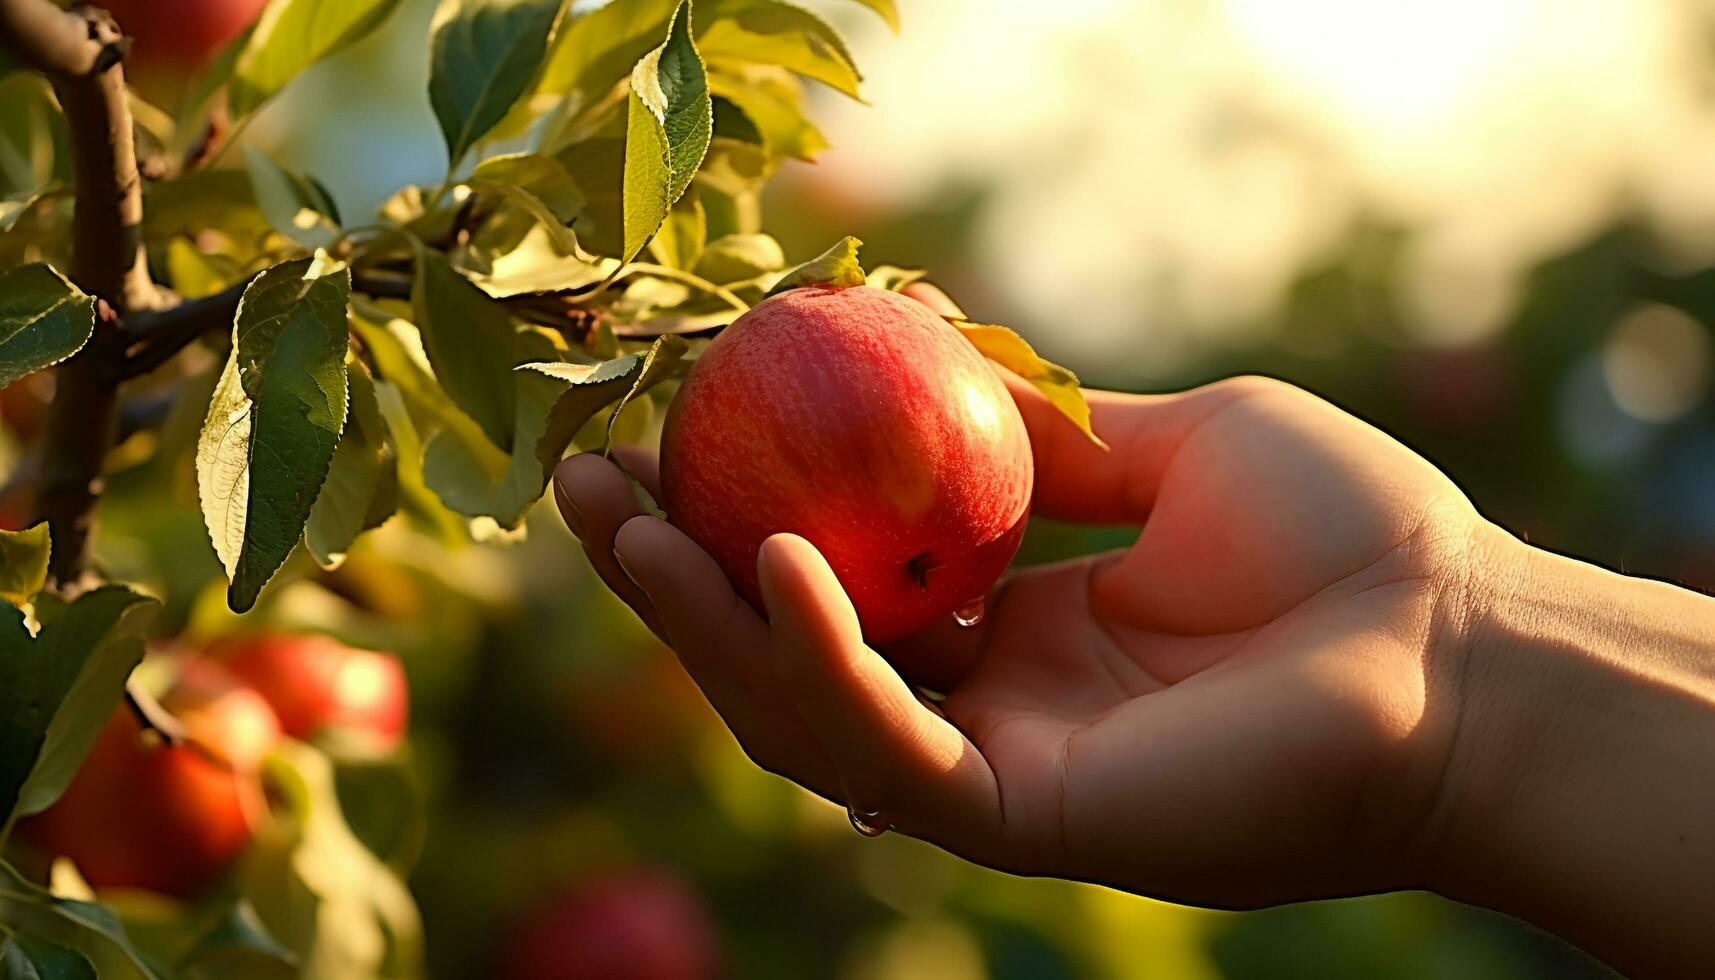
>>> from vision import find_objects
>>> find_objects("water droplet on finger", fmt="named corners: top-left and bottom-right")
top-left (847, 804), bottom-right (888, 837)
top-left (953, 597), bottom-right (985, 628)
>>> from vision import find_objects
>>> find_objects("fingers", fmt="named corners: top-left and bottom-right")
top-left (1001, 371), bottom-right (1259, 525)
top-left (759, 534), bottom-right (1006, 857)
top-left (609, 516), bottom-right (840, 793)
top-left (878, 573), bottom-right (1008, 694)
top-left (554, 454), bottom-right (660, 634)
top-left (609, 443), bottom-right (662, 501)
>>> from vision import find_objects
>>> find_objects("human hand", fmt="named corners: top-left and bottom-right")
top-left (553, 372), bottom-right (1486, 910)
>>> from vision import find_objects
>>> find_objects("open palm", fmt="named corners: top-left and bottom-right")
top-left (554, 373), bottom-right (1481, 909)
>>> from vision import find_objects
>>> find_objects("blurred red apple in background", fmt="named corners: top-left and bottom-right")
top-left (500, 866), bottom-right (720, 980)
top-left (92, 0), bottom-right (268, 104)
top-left (661, 285), bottom-right (1033, 644)
top-left (24, 660), bottom-right (280, 897)
top-left (218, 633), bottom-right (409, 753)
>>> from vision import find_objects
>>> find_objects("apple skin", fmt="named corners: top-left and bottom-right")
top-left (500, 867), bottom-right (720, 980)
top-left (217, 633), bottom-right (409, 753)
top-left (660, 285), bottom-right (1032, 644)
top-left (23, 661), bottom-right (280, 898)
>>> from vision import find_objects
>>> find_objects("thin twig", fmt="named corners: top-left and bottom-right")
top-left (118, 277), bottom-right (252, 377)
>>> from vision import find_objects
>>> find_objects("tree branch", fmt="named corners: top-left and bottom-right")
top-left (2, 0), bottom-right (160, 586)
top-left (119, 278), bottom-right (253, 378)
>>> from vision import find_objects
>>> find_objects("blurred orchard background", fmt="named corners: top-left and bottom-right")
top-left (11, 0), bottom-right (1713, 975)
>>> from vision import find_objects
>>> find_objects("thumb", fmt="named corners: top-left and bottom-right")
top-left (757, 534), bottom-right (1006, 859)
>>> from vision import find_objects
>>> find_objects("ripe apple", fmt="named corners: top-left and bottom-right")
top-left (217, 633), bottom-right (409, 753)
top-left (660, 285), bottom-right (1033, 644)
top-left (92, 0), bottom-right (268, 103)
top-left (23, 661), bottom-right (280, 898)
top-left (500, 867), bottom-right (720, 980)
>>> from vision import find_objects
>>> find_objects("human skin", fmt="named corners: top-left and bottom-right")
top-left (554, 369), bottom-right (1715, 979)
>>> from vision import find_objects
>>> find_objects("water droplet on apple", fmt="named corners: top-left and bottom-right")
top-left (953, 598), bottom-right (985, 628)
top-left (847, 804), bottom-right (888, 837)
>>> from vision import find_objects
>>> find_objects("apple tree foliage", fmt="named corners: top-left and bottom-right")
top-left (0, 0), bottom-right (1093, 975)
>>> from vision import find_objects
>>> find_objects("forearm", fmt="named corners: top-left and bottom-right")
top-left (1431, 523), bottom-right (1715, 978)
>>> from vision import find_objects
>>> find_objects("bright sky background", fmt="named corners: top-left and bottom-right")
top-left (265, 0), bottom-right (1715, 384)
top-left (797, 0), bottom-right (1715, 365)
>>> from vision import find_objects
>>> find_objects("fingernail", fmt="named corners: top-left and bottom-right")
top-left (553, 479), bottom-right (584, 538)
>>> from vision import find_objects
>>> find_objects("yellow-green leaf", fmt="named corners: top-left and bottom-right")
top-left (622, 1), bottom-right (712, 263)
top-left (955, 322), bottom-right (1106, 449)
top-left (698, 0), bottom-right (862, 101)
top-left (865, 264), bottom-right (926, 292)
top-left (197, 259), bottom-right (352, 612)
top-left (304, 361), bottom-right (396, 568)
top-left (766, 235), bottom-right (863, 295)
top-left (0, 523), bottom-right (48, 607)
top-left (708, 66), bottom-right (827, 161)
top-left (231, 0), bottom-right (406, 116)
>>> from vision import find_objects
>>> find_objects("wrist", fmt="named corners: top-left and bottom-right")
top-left (1419, 521), bottom-right (1715, 975)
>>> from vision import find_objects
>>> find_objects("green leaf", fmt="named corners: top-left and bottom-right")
top-left (305, 362), bottom-right (396, 568)
top-left (144, 169), bottom-right (268, 245)
top-left (0, 186), bottom-right (62, 234)
top-left (0, 867), bottom-right (160, 980)
top-left (554, 119), bottom-right (627, 257)
top-left (177, 900), bottom-right (296, 980)
top-left (767, 235), bottom-right (864, 295)
top-left (2, 586), bottom-right (157, 823)
top-left (0, 524), bottom-right (49, 608)
top-left (648, 194), bottom-right (706, 270)
top-left (465, 153), bottom-right (586, 257)
top-left (865, 264), bottom-right (926, 292)
top-left (698, 0), bottom-right (862, 100)
top-left (429, 0), bottom-right (569, 169)
top-left (693, 232), bottom-right (783, 284)
top-left (420, 335), bottom-right (559, 527)
top-left (197, 259), bottom-right (352, 613)
top-left (468, 153), bottom-right (584, 223)
top-left (622, 1), bottom-right (712, 263)
top-left (710, 95), bottom-right (762, 144)
top-left (239, 743), bottom-right (422, 980)
top-left (529, 0), bottom-right (678, 117)
top-left (954, 322), bottom-right (1106, 449)
top-left (347, 302), bottom-right (507, 478)
top-left (0, 264), bottom-right (93, 390)
top-left (242, 147), bottom-right (342, 252)
top-left (708, 66), bottom-right (827, 161)
top-left (522, 335), bottom-right (688, 469)
top-left (230, 0), bottom-right (407, 115)
top-left (1, 935), bottom-right (95, 980)
top-left (410, 250), bottom-right (523, 452)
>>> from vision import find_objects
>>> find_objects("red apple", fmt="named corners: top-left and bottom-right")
top-left (660, 285), bottom-right (1033, 643)
top-left (500, 867), bottom-right (720, 980)
top-left (92, 0), bottom-right (268, 103)
top-left (217, 633), bottom-right (409, 753)
top-left (0, 497), bottom-right (28, 533)
top-left (23, 661), bottom-right (280, 897)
